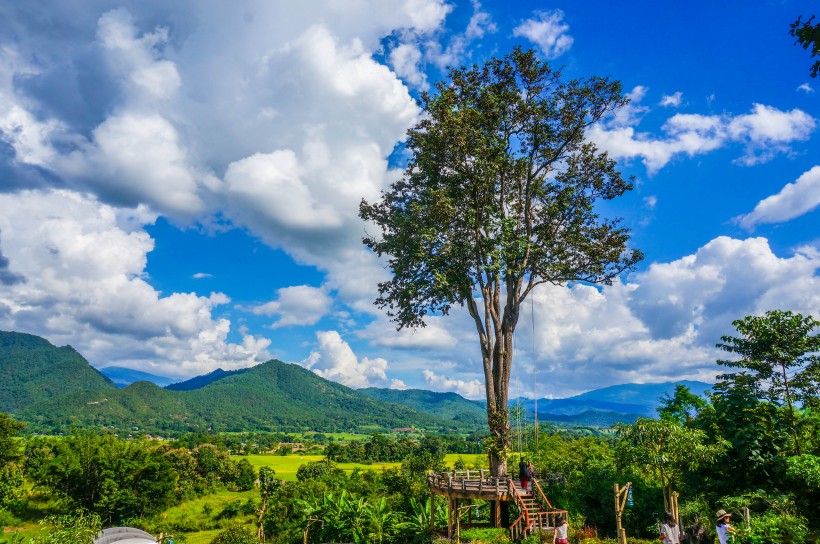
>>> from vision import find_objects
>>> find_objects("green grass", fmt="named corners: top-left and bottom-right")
top-left (234, 452), bottom-right (486, 480)
top-left (444, 453), bottom-right (484, 467)
top-left (236, 454), bottom-right (401, 480)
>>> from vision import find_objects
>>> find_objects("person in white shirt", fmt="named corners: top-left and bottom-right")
top-left (716, 509), bottom-right (733, 544)
top-left (660, 512), bottom-right (680, 544)
top-left (553, 516), bottom-right (568, 544)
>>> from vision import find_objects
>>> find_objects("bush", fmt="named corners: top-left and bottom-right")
top-left (459, 527), bottom-right (512, 543)
top-left (210, 522), bottom-right (262, 544)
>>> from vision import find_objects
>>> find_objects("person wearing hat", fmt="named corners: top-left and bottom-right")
top-left (659, 511), bottom-right (680, 544)
top-left (715, 509), bottom-right (733, 544)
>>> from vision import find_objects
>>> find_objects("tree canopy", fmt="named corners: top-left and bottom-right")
top-left (716, 310), bottom-right (820, 454)
top-left (360, 47), bottom-right (641, 474)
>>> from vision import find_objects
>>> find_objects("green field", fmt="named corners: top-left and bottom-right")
top-left (234, 453), bottom-right (485, 480)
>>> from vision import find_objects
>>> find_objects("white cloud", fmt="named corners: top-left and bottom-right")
top-left (422, 0), bottom-right (495, 71)
top-left (358, 313), bottom-right (460, 349)
top-left (0, 1), bottom-right (432, 315)
top-left (513, 10), bottom-right (573, 59)
top-left (737, 166), bottom-right (820, 229)
top-left (589, 103), bottom-right (815, 174)
top-left (465, 0), bottom-right (497, 40)
top-left (301, 330), bottom-right (392, 388)
top-left (643, 195), bottom-right (658, 209)
top-left (389, 43), bottom-right (428, 89)
top-left (0, 190), bottom-right (271, 378)
top-left (423, 369), bottom-right (484, 399)
top-left (608, 86), bottom-right (650, 128)
top-left (727, 104), bottom-right (815, 165)
top-left (59, 112), bottom-right (212, 218)
top-left (502, 236), bottom-right (820, 395)
top-left (251, 285), bottom-right (332, 329)
top-left (797, 83), bottom-right (814, 94)
top-left (192, 272), bottom-right (213, 279)
top-left (660, 92), bottom-right (683, 107)
top-left (96, 9), bottom-right (181, 103)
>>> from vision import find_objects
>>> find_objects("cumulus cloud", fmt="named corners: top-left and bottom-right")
top-left (250, 285), bottom-right (333, 329)
top-left (388, 236), bottom-right (820, 397)
top-left (736, 166), bottom-right (820, 229)
top-left (0, 0), bottom-right (436, 306)
top-left (590, 103), bottom-right (816, 174)
top-left (660, 92), bottom-right (683, 107)
top-left (513, 10), bottom-right (573, 59)
top-left (423, 369), bottom-right (484, 399)
top-left (389, 43), bottom-right (428, 89)
top-left (798, 83), bottom-right (814, 94)
top-left (0, 190), bottom-right (271, 377)
top-left (301, 330), bottom-right (392, 388)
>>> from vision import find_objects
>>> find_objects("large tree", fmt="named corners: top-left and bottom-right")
top-left (359, 48), bottom-right (641, 475)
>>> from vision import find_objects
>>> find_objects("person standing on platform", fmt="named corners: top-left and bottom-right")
top-left (519, 458), bottom-right (529, 490)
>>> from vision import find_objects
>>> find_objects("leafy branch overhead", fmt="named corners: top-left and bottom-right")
top-left (791, 15), bottom-right (820, 78)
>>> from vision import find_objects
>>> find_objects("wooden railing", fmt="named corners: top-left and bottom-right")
top-left (507, 478), bottom-right (531, 541)
top-left (532, 478), bottom-right (555, 509)
top-left (427, 470), bottom-right (511, 497)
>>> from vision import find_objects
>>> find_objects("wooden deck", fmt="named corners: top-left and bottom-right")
top-left (427, 470), bottom-right (568, 541)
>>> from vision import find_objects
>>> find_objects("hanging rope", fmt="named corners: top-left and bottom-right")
top-left (531, 295), bottom-right (538, 450)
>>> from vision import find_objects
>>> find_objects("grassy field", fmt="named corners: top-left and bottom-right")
top-left (234, 452), bottom-right (485, 480)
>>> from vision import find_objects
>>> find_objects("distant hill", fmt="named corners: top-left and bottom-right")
top-left (165, 368), bottom-right (250, 391)
top-left (100, 366), bottom-right (179, 388)
top-left (0, 331), bottom-right (465, 434)
top-left (369, 381), bottom-right (712, 428)
top-left (0, 331), bottom-right (113, 412)
top-left (518, 380), bottom-right (712, 419)
top-left (359, 388), bottom-right (487, 425)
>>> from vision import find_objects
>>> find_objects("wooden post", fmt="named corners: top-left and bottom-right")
top-left (455, 499), bottom-right (460, 544)
top-left (614, 482), bottom-right (630, 544)
top-left (671, 491), bottom-right (679, 526)
top-left (447, 497), bottom-right (453, 539)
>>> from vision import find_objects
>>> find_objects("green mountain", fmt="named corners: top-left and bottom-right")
top-left (0, 331), bottom-right (464, 434)
top-left (0, 331), bottom-right (113, 412)
top-left (359, 387), bottom-right (487, 425)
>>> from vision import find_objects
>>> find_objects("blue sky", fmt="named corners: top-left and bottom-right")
top-left (0, 0), bottom-right (817, 398)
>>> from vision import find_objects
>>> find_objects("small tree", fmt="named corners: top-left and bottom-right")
top-left (657, 385), bottom-right (708, 425)
top-left (615, 418), bottom-right (726, 513)
top-left (257, 466), bottom-right (281, 541)
top-left (716, 310), bottom-right (820, 454)
top-left (360, 48), bottom-right (641, 476)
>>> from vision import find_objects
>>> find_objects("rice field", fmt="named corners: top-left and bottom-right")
top-left (234, 452), bottom-right (485, 480)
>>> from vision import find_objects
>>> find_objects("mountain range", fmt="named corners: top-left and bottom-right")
top-left (2, 330), bottom-right (711, 434)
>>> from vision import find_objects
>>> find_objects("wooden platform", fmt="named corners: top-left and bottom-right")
top-left (427, 470), bottom-right (568, 541)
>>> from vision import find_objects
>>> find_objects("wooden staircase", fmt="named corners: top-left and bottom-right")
top-left (508, 478), bottom-right (567, 541)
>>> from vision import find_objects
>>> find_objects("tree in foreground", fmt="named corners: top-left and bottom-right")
top-left (360, 48), bottom-right (641, 475)
top-left (716, 310), bottom-right (820, 454)
top-left (615, 418), bottom-right (725, 514)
